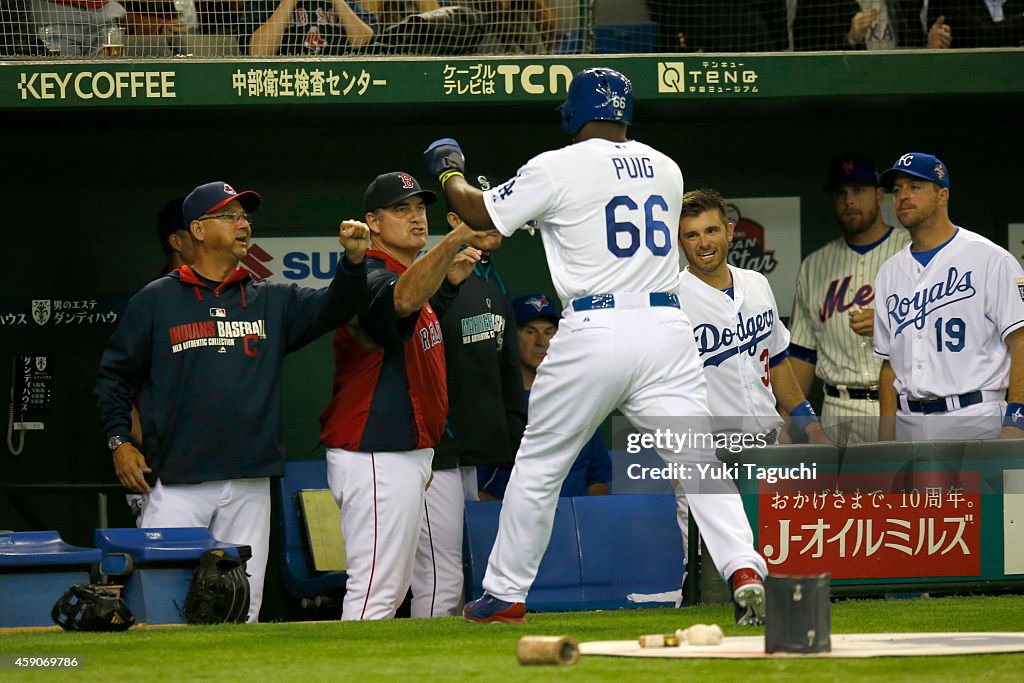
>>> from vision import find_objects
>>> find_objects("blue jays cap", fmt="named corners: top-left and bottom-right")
top-left (825, 155), bottom-right (879, 191)
top-left (182, 181), bottom-right (261, 226)
top-left (880, 152), bottom-right (950, 189)
top-left (364, 171), bottom-right (437, 213)
top-left (513, 293), bottom-right (560, 326)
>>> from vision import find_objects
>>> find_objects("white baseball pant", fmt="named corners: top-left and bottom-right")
top-left (821, 394), bottom-right (880, 444)
top-left (483, 303), bottom-right (767, 603)
top-left (896, 398), bottom-right (1004, 442)
top-left (141, 477), bottom-right (269, 623)
top-left (326, 447), bottom-right (432, 620)
top-left (411, 466), bottom-right (477, 617)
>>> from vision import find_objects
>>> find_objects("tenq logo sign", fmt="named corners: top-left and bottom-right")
top-left (242, 236), bottom-right (442, 288)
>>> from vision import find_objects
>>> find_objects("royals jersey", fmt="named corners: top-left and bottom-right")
top-left (789, 227), bottom-right (910, 387)
top-left (679, 265), bottom-right (790, 434)
top-left (483, 138), bottom-right (683, 307)
top-left (873, 228), bottom-right (1024, 399)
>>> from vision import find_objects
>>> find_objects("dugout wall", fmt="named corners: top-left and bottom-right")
top-left (1, 50), bottom-right (1022, 562)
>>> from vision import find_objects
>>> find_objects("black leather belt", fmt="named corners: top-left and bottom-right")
top-left (905, 390), bottom-right (983, 414)
top-left (824, 384), bottom-right (879, 401)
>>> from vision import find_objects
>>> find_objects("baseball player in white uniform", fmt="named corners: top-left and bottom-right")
top-left (424, 67), bottom-right (768, 625)
top-left (874, 152), bottom-right (1024, 441)
top-left (789, 155), bottom-right (910, 444)
top-left (676, 188), bottom-right (828, 550)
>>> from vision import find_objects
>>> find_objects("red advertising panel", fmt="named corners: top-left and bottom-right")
top-left (758, 470), bottom-right (980, 578)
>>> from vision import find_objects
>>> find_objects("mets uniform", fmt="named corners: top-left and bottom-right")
top-left (479, 137), bottom-right (767, 603)
top-left (873, 228), bottom-right (1024, 440)
top-left (789, 227), bottom-right (910, 442)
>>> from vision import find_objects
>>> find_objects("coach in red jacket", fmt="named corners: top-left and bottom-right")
top-left (319, 171), bottom-right (480, 620)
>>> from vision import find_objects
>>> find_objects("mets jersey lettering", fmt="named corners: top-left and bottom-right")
top-left (790, 227), bottom-right (910, 387)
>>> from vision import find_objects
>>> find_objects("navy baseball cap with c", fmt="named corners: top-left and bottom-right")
top-left (182, 181), bottom-right (261, 226)
top-left (513, 293), bottom-right (560, 327)
top-left (364, 172), bottom-right (437, 213)
top-left (824, 154), bottom-right (879, 191)
top-left (880, 152), bottom-right (950, 189)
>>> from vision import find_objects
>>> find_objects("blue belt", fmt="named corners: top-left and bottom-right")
top-left (571, 292), bottom-right (680, 311)
top-left (906, 390), bottom-right (983, 414)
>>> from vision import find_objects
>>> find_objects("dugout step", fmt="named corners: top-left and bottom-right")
top-left (94, 527), bottom-right (250, 624)
top-left (0, 530), bottom-right (102, 627)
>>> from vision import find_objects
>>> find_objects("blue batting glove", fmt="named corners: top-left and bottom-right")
top-left (424, 138), bottom-right (466, 181)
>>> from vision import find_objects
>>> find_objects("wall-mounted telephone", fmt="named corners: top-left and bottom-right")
top-left (7, 354), bottom-right (53, 456)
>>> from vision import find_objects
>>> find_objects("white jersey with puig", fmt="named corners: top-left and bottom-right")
top-left (873, 227), bottom-right (1024, 399)
top-left (678, 265), bottom-right (790, 434)
top-left (789, 227), bottom-right (910, 387)
top-left (483, 138), bottom-right (683, 308)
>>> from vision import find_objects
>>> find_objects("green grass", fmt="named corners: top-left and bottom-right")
top-left (2, 595), bottom-right (1023, 681)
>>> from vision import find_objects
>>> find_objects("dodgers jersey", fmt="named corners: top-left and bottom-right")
top-left (483, 138), bottom-right (683, 307)
top-left (873, 228), bottom-right (1024, 399)
top-left (789, 227), bottom-right (910, 387)
top-left (679, 265), bottom-right (790, 434)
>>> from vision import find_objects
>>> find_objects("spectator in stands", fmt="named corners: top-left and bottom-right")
top-left (123, 1), bottom-right (185, 36)
top-left (646, 0), bottom-right (787, 53)
top-left (29, 0), bottom-right (126, 56)
top-left (793, 0), bottom-right (951, 50)
top-left (466, 0), bottom-right (557, 54)
top-left (410, 187), bottom-right (526, 618)
top-left (242, 0), bottom-right (376, 55)
top-left (478, 293), bottom-right (612, 500)
top-left (318, 171), bottom-right (481, 620)
top-left (928, 1), bottom-right (1024, 48)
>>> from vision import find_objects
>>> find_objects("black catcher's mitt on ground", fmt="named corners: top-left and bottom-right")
top-left (182, 549), bottom-right (250, 624)
top-left (51, 584), bottom-right (135, 631)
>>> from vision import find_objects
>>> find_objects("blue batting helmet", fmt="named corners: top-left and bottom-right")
top-left (558, 68), bottom-right (633, 135)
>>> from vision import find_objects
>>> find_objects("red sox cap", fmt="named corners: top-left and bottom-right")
top-left (880, 152), bottom-right (950, 190)
top-left (183, 181), bottom-right (261, 226)
top-left (364, 172), bottom-right (437, 213)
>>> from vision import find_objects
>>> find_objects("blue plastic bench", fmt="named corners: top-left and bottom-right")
top-left (94, 527), bottom-right (248, 624)
top-left (0, 531), bottom-right (101, 627)
top-left (463, 499), bottom-right (584, 612)
top-left (463, 494), bottom-right (684, 612)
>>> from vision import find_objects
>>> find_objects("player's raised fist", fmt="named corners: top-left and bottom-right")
top-left (424, 138), bottom-right (466, 181)
top-left (339, 219), bottom-right (370, 265)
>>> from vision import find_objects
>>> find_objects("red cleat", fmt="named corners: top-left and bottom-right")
top-left (731, 569), bottom-right (766, 625)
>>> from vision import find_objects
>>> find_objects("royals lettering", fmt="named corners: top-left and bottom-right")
top-left (887, 267), bottom-right (976, 335)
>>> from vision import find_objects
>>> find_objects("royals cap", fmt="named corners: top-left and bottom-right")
top-left (364, 172), bottom-right (437, 213)
top-left (880, 152), bottom-right (950, 189)
top-left (824, 155), bottom-right (880, 191)
top-left (513, 293), bottom-right (561, 326)
top-left (182, 181), bottom-right (261, 226)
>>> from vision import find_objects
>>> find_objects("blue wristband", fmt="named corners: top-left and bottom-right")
top-left (1003, 403), bottom-right (1024, 428)
top-left (789, 400), bottom-right (819, 432)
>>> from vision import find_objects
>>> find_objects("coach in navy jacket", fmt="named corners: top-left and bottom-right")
top-left (95, 180), bottom-right (370, 622)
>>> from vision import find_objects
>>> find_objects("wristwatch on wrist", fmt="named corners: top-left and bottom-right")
top-left (107, 435), bottom-right (131, 451)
